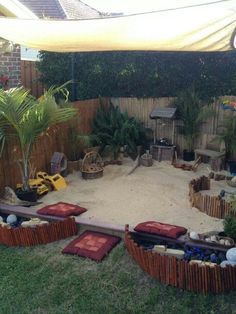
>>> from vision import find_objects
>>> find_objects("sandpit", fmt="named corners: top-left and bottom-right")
top-left (34, 158), bottom-right (225, 233)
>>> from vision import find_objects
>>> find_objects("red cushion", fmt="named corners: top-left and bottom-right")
top-left (62, 231), bottom-right (121, 261)
top-left (37, 202), bottom-right (87, 218)
top-left (134, 221), bottom-right (187, 239)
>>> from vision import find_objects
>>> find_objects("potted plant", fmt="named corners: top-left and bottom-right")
top-left (173, 87), bottom-right (213, 161)
top-left (217, 115), bottom-right (236, 173)
top-left (0, 85), bottom-right (77, 201)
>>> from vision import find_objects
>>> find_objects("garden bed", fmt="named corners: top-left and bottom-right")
top-left (0, 217), bottom-right (77, 247)
top-left (125, 225), bottom-right (236, 294)
top-left (189, 176), bottom-right (236, 219)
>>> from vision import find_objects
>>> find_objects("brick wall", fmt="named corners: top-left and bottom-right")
top-left (0, 45), bottom-right (21, 88)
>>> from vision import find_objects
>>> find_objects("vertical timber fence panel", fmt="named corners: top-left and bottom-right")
top-left (1, 95), bottom-right (236, 191)
top-left (21, 60), bottom-right (44, 98)
top-left (0, 99), bottom-right (101, 191)
top-left (111, 96), bottom-right (236, 155)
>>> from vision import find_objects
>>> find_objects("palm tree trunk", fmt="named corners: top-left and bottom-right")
top-left (21, 143), bottom-right (31, 191)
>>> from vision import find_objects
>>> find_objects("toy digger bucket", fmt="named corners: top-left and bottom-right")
top-left (36, 172), bottom-right (67, 191)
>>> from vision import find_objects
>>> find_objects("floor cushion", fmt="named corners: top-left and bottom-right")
top-left (62, 231), bottom-right (121, 261)
top-left (134, 221), bottom-right (187, 239)
top-left (37, 202), bottom-right (87, 218)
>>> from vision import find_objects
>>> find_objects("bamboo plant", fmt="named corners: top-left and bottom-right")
top-left (0, 84), bottom-right (77, 191)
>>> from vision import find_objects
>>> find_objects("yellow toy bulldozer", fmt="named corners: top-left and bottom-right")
top-left (36, 172), bottom-right (67, 191)
top-left (16, 178), bottom-right (49, 197)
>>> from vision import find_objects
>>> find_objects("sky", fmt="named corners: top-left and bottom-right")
top-left (83, 0), bottom-right (220, 14)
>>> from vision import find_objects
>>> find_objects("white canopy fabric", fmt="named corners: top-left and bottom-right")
top-left (0, 1), bottom-right (236, 52)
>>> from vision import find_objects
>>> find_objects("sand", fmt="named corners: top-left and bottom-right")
top-left (34, 158), bottom-right (226, 233)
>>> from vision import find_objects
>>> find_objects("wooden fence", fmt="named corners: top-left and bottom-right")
top-left (1, 94), bottom-right (236, 191)
top-left (0, 98), bottom-right (101, 191)
top-left (21, 60), bottom-right (44, 98)
top-left (111, 96), bottom-right (236, 155)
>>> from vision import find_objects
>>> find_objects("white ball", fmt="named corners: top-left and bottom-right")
top-left (0, 216), bottom-right (3, 223)
top-left (226, 248), bottom-right (236, 262)
top-left (6, 214), bottom-right (17, 224)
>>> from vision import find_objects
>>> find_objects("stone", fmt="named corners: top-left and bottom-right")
top-left (220, 260), bottom-right (236, 267)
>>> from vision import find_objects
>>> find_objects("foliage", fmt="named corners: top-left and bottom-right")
top-left (223, 196), bottom-right (236, 240)
top-left (0, 85), bottom-right (77, 191)
top-left (68, 127), bottom-right (99, 161)
top-left (217, 115), bottom-right (236, 160)
top-left (0, 243), bottom-right (235, 314)
top-left (172, 87), bottom-right (213, 151)
top-left (37, 51), bottom-right (236, 100)
top-left (92, 103), bottom-right (145, 159)
top-left (67, 126), bottom-right (81, 161)
top-left (223, 215), bottom-right (236, 241)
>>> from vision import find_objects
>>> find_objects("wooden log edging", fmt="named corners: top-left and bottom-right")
top-left (0, 217), bottom-right (78, 247)
top-left (124, 226), bottom-right (236, 294)
top-left (189, 176), bottom-right (235, 219)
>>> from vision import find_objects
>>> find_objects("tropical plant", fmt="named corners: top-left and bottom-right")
top-left (223, 196), bottom-right (236, 240)
top-left (217, 115), bottom-right (236, 160)
top-left (223, 214), bottom-right (236, 241)
top-left (92, 103), bottom-right (145, 160)
top-left (0, 85), bottom-right (77, 191)
top-left (67, 127), bottom-right (99, 161)
top-left (173, 87), bottom-right (213, 152)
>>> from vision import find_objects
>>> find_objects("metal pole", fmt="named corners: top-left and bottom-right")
top-left (71, 52), bottom-right (77, 101)
top-left (154, 119), bottom-right (157, 144)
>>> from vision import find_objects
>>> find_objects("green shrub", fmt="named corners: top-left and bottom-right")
top-left (223, 215), bottom-right (236, 240)
top-left (92, 103), bottom-right (146, 160)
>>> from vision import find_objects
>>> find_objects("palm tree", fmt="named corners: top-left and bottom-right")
top-left (173, 87), bottom-right (213, 152)
top-left (0, 85), bottom-right (77, 192)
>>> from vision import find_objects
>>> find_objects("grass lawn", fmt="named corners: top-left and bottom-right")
top-left (0, 238), bottom-right (235, 314)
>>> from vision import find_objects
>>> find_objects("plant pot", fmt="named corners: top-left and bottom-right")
top-left (183, 150), bottom-right (195, 162)
top-left (15, 188), bottom-right (38, 202)
top-left (227, 160), bottom-right (236, 174)
top-left (67, 160), bottom-right (80, 173)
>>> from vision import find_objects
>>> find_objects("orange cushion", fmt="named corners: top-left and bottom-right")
top-left (37, 202), bottom-right (87, 218)
top-left (134, 221), bottom-right (187, 239)
top-left (62, 231), bottom-right (121, 261)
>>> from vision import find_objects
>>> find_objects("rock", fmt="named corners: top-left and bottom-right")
top-left (231, 176), bottom-right (236, 183)
top-left (224, 240), bottom-right (231, 246)
top-left (219, 239), bottom-right (225, 245)
top-left (220, 260), bottom-right (236, 267)
top-left (189, 231), bottom-right (199, 240)
top-left (210, 235), bottom-right (217, 242)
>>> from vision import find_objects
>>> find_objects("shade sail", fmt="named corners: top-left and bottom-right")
top-left (0, 1), bottom-right (236, 52)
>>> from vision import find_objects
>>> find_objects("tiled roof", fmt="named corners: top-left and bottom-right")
top-left (18, 0), bottom-right (101, 19)
top-left (19, 0), bottom-right (66, 19)
top-left (59, 0), bottom-right (101, 19)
